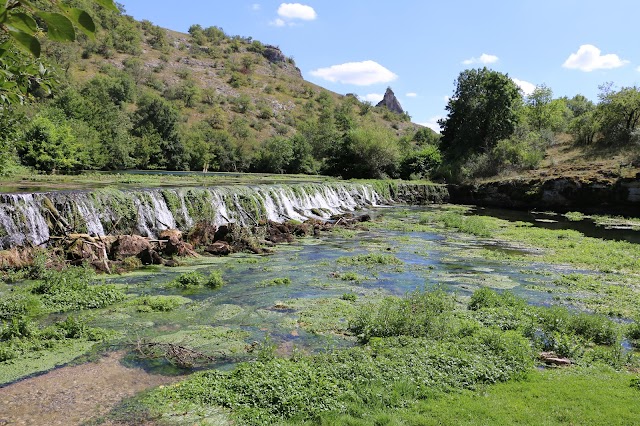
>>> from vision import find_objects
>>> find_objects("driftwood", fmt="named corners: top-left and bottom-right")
top-left (539, 351), bottom-right (572, 366)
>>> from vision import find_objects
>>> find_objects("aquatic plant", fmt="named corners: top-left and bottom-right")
top-left (171, 271), bottom-right (205, 289)
top-left (134, 295), bottom-right (189, 312)
top-left (257, 277), bottom-right (291, 287)
top-left (564, 211), bottom-right (586, 221)
top-left (205, 270), bottom-right (226, 289)
top-left (336, 253), bottom-right (403, 266)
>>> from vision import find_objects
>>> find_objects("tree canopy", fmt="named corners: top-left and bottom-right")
top-left (439, 68), bottom-right (522, 161)
top-left (0, 0), bottom-right (117, 104)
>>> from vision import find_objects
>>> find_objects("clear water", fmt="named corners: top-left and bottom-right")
top-left (92, 205), bottom-right (616, 373)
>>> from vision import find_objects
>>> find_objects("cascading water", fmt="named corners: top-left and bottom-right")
top-left (0, 182), bottom-right (448, 250)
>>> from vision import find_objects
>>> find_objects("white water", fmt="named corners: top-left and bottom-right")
top-left (0, 183), bottom-right (396, 249)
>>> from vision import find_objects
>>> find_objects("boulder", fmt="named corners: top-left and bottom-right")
top-left (187, 221), bottom-right (219, 247)
top-left (539, 352), bottom-right (572, 366)
top-left (110, 235), bottom-right (152, 260)
top-left (159, 229), bottom-right (198, 258)
top-left (204, 241), bottom-right (232, 256)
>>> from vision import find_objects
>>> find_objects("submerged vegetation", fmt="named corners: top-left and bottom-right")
top-left (0, 203), bottom-right (639, 423)
top-left (131, 288), bottom-right (636, 425)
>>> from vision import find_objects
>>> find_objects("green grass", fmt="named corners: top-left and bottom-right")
top-left (392, 367), bottom-right (640, 426)
top-left (564, 211), bottom-right (586, 221)
top-left (419, 207), bottom-right (640, 274)
top-left (129, 288), bottom-right (638, 425)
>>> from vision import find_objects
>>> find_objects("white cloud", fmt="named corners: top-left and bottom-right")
top-left (310, 60), bottom-right (398, 86)
top-left (418, 116), bottom-right (444, 134)
top-left (269, 18), bottom-right (286, 27)
top-left (406, 92), bottom-right (418, 98)
top-left (277, 3), bottom-right (317, 21)
top-left (462, 53), bottom-right (499, 65)
top-left (562, 44), bottom-right (629, 72)
top-left (512, 78), bottom-right (536, 96)
top-left (637, 66), bottom-right (640, 72)
top-left (363, 93), bottom-right (384, 103)
top-left (443, 95), bottom-right (450, 103)
top-left (251, 3), bottom-right (261, 11)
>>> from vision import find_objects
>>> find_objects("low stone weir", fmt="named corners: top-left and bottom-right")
top-left (0, 182), bottom-right (448, 250)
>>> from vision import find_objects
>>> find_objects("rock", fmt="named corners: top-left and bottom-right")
top-left (263, 45), bottom-right (286, 63)
top-left (376, 87), bottom-right (404, 114)
top-left (159, 228), bottom-right (198, 258)
top-left (265, 221), bottom-right (295, 244)
top-left (159, 229), bottom-right (183, 241)
top-left (139, 248), bottom-right (165, 265)
top-left (214, 225), bottom-right (231, 242)
top-left (111, 235), bottom-right (152, 260)
top-left (539, 352), bottom-right (572, 366)
top-left (187, 221), bottom-right (219, 247)
top-left (204, 241), bottom-right (232, 256)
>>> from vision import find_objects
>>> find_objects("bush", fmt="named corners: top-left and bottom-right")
top-left (468, 288), bottom-right (526, 311)
top-left (258, 277), bottom-right (291, 287)
top-left (172, 271), bottom-right (205, 289)
top-left (31, 266), bottom-right (125, 313)
top-left (135, 295), bottom-right (187, 312)
top-left (205, 271), bottom-right (225, 289)
top-left (399, 145), bottom-right (442, 180)
top-left (0, 293), bottom-right (43, 320)
top-left (341, 293), bottom-right (357, 302)
top-left (349, 289), bottom-right (455, 343)
top-left (438, 211), bottom-right (494, 237)
top-left (536, 306), bottom-right (619, 346)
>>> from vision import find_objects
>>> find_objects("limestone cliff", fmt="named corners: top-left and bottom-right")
top-left (376, 87), bottom-right (404, 114)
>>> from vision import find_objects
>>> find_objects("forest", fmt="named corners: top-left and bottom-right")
top-left (1, 1), bottom-right (638, 182)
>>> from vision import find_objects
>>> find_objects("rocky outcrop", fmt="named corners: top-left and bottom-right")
top-left (449, 175), bottom-right (640, 214)
top-left (262, 45), bottom-right (286, 63)
top-left (376, 87), bottom-right (404, 114)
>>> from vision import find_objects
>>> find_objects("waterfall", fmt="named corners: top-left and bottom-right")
top-left (0, 182), bottom-right (447, 249)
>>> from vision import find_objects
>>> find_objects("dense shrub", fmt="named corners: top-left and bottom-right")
top-left (349, 289), bottom-right (455, 343)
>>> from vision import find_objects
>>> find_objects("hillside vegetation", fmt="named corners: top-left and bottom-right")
top-left (0, 2), bottom-right (438, 179)
top-left (1, 1), bottom-right (638, 183)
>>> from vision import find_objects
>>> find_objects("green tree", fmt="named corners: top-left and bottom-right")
top-left (287, 134), bottom-right (317, 174)
top-left (525, 84), bottom-right (568, 132)
top-left (439, 68), bottom-right (522, 160)
top-left (565, 94), bottom-right (595, 118)
top-left (413, 127), bottom-right (440, 146)
top-left (255, 137), bottom-right (294, 173)
top-left (400, 145), bottom-right (442, 180)
top-left (0, 0), bottom-right (118, 104)
top-left (595, 83), bottom-right (640, 145)
top-left (132, 93), bottom-right (188, 170)
top-left (327, 123), bottom-right (400, 179)
top-left (18, 110), bottom-right (82, 172)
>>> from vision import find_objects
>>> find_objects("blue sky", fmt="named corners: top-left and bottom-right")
top-left (121, 1), bottom-right (640, 132)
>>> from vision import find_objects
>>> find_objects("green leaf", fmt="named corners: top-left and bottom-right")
top-left (36, 12), bottom-right (75, 42)
top-left (65, 8), bottom-right (95, 38)
top-left (94, 0), bottom-right (119, 12)
top-left (5, 12), bottom-right (38, 34)
top-left (7, 29), bottom-right (40, 57)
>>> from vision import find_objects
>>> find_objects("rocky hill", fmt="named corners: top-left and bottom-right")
top-left (9, 4), bottom-right (435, 178)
